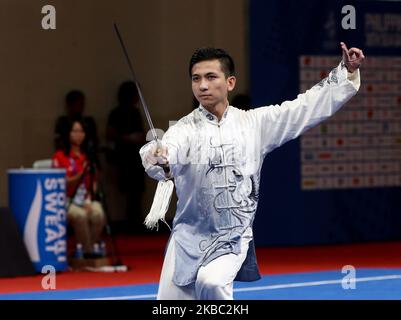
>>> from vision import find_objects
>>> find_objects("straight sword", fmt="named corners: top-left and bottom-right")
top-left (114, 23), bottom-right (170, 174)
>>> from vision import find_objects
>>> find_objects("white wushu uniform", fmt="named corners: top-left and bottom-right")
top-left (140, 62), bottom-right (361, 299)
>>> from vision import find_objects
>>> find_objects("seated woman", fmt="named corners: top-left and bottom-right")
top-left (52, 118), bottom-right (105, 258)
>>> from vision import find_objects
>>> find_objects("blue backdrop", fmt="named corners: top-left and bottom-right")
top-left (251, 0), bottom-right (401, 245)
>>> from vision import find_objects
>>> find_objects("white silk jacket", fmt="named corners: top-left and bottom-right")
top-left (140, 62), bottom-right (361, 286)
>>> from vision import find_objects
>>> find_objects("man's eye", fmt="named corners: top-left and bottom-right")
top-left (208, 75), bottom-right (216, 80)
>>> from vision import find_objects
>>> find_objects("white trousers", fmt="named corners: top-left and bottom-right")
top-left (157, 227), bottom-right (252, 300)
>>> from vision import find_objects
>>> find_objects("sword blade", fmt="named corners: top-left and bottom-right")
top-left (113, 23), bottom-right (159, 142)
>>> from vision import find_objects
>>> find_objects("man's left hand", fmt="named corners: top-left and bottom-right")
top-left (341, 42), bottom-right (365, 73)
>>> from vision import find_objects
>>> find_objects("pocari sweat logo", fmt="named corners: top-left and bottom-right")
top-left (23, 175), bottom-right (67, 269)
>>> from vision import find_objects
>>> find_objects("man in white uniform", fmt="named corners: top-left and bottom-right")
top-left (140, 42), bottom-right (364, 300)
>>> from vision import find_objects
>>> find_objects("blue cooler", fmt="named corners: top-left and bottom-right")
top-left (8, 169), bottom-right (68, 272)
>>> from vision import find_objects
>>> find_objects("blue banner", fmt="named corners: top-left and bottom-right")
top-left (8, 169), bottom-right (68, 272)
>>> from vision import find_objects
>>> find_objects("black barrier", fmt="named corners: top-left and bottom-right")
top-left (0, 207), bottom-right (36, 277)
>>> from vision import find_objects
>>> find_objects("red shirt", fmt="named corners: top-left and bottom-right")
top-left (52, 149), bottom-right (92, 198)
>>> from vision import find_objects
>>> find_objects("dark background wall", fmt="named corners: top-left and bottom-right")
top-left (0, 0), bottom-right (248, 222)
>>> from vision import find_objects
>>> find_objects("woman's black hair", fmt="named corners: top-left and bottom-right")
top-left (61, 118), bottom-right (89, 157)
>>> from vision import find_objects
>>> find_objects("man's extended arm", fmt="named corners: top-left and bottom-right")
top-left (253, 42), bottom-right (364, 156)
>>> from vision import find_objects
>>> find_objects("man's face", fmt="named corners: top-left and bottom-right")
top-left (191, 59), bottom-right (236, 109)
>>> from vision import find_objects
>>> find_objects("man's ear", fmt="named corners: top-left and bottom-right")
top-left (227, 76), bottom-right (236, 92)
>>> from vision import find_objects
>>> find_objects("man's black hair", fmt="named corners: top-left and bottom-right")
top-left (118, 81), bottom-right (139, 106)
top-left (189, 47), bottom-right (235, 78)
top-left (66, 90), bottom-right (85, 105)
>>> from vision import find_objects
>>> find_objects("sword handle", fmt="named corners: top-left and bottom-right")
top-left (161, 164), bottom-right (171, 177)
top-left (155, 141), bottom-right (171, 178)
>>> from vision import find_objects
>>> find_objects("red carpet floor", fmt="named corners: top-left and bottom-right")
top-left (1, 235), bottom-right (401, 294)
